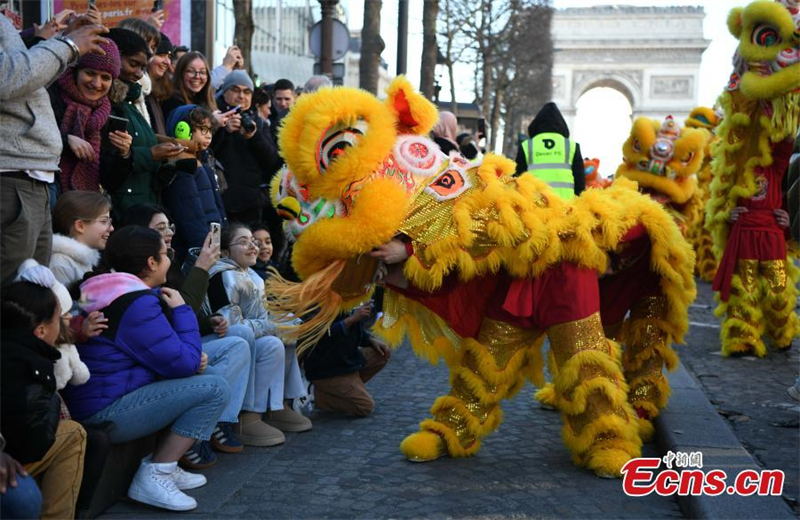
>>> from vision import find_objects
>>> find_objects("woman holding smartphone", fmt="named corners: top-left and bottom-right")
top-left (47, 38), bottom-right (132, 196)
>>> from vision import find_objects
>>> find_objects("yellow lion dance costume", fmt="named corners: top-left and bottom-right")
top-left (266, 77), bottom-right (695, 477)
top-left (685, 107), bottom-right (722, 282)
top-left (614, 114), bottom-right (709, 237)
top-left (707, 0), bottom-right (800, 357)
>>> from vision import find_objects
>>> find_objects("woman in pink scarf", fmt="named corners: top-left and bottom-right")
top-left (431, 110), bottom-right (460, 155)
top-left (48, 39), bottom-right (132, 193)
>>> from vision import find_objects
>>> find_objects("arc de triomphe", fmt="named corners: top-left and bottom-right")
top-left (551, 6), bottom-right (710, 131)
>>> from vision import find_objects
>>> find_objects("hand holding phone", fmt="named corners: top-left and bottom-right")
top-left (107, 115), bottom-right (129, 133)
top-left (210, 222), bottom-right (221, 248)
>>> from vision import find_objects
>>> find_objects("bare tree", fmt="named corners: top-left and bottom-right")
top-left (360, 0), bottom-right (385, 95)
top-left (233, 0), bottom-right (255, 77)
top-left (420, 0), bottom-right (440, 99)
top-left (440, 0), bottom-right (553, 152)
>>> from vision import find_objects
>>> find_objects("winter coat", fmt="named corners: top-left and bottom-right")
top-left (62, 272), bottom-right (202, 421)
top-left (0, 16), bottom-right (73, 172)
top-left (252, 259), bottom-right (280, 281)
top-left (0, 329), bottom-right (61, 464)
top-left (49, 234), bottom-right (100, 291)
top-left (212, 96), bottom-right (281, 215)
top-left (203, 258), bottom-right (277, 339)
top-left (514, 102), bottom-right (585, 196)
top-left (101, 80), bottom-right (160, 221)
top-left (302, 315), bottom-right (368, 381)
top-left (162, 105), bottom-right (228, 259)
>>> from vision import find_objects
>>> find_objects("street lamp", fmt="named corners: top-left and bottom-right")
top-left (318, 0), bottom-right (339, 76)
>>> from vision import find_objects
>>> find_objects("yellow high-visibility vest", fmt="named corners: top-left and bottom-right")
top-left (521, 132), bottom-right (576, 200)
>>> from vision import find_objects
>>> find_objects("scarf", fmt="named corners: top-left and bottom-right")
top-left (132, 72), bottom-right (152, 126)
top-left (57, 71), bottom-right (112, 192)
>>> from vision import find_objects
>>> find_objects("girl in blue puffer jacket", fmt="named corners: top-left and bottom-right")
top-left (62, 226), bottom-right (230, 512)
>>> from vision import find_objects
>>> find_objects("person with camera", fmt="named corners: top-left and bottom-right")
top-left (212, 70), bottom-right (281, 226)
top-left (301, 303), bottom-right (391, 417)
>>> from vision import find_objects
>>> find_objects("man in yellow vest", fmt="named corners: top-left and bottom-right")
top-left (514, 102), bottom-right (585, 200)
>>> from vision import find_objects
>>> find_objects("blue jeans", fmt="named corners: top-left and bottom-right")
top-left (0, 473), bottom-right (42, 519)
top-left (84, 374), bottom-right (229, 443)
top-left (223, 324), bottom-right (307, 411)
top-left (202, 331), bottom-right (250, 423)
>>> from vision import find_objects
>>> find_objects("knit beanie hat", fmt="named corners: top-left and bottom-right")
top-left (107, 27), bottom-right (151, 59)
top-left (155, 32), bottom-right (173, 56)
top-left (77, 38), bottom-right (121, 79)
top-left (220, 70), bottom-right (254, 94)
top-left (15, 259), bottom-right (73, 315)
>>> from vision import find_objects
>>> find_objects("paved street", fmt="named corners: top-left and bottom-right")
top-left (98, 279), bottom-right (800, 519)
top-left (101, 338), bottom-right (680, 518)
top-left (675, 280), bottom-right (800, 515)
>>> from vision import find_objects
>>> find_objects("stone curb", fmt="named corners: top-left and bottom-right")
top-left (655, 360), bottom-right (795, 519)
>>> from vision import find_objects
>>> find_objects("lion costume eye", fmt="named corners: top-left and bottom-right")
top-left (681, 152), bottom-right (695, 165)
top-left (752, 24), bottom-right (781, 47)
top-left (632, 138), bottom-right (641, 153)
top-left (316, 119), bottom-right (369, 174)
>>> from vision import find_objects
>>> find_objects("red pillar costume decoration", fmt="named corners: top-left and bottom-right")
top-left (266, 77), bottom-right (695, 478)
top-left (707, 0), bottom-right (800, 358)
top-left (684, 107), bottom-right (722, 282)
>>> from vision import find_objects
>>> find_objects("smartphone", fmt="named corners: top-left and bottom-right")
top-left (88, 0), bottom-right (97, 8)
top-left (477, 118), bottom-right (486, 137)
top-left (210, 222), bottom-right (221, 248)
top-left (107, 115), bottom-right (129, 133)
top-left (152, 0), bottom-right (163, 12)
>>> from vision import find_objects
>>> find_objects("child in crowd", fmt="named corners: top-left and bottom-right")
top-left (302, 303), bottom-right (391, 417)
top-left (250, 222), bottom-right (279, 281)
top-left (204, 223), bottom-right (311, 446)
top-left (1, 264), bottom-right (87, 519)
top-left (62, 226), bottom-right (230, 511)
top-left (50, 191), bottom-right (114, 290)
top-left (161, 104), bottom-right (227, 263)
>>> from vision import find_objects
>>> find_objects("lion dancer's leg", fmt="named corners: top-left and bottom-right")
top-left (717, 259), bottom-right (766, 357)
top-left (400, 319), bottom-right (541, 461)
top-left (620, 295), bottom-right (678, 441)
top-left (761, 259), bottom-right (800, 351)
top-left (528, 263), bottom-right (642, 477)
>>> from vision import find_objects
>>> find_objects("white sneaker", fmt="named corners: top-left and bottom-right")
top-left (171, 465), bottom-right (207, 490)
top-left (127, 459), bottom-right (197, 511)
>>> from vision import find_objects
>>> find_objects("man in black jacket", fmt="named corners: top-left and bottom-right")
top-left (302, 303), bottom-right (391, 417)
top-left (213, 70), bottom-right (281, 228)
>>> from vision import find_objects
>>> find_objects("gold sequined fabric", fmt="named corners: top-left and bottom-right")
top-left (548, 312), bottom-right (609, 367)
top-left (475, 318), bottom-right (540, 368)
top-left (736, 259), bottom-right (759, 294)
top-left (379, 291), bottom-right (463, 349)
top-left (630, 295), bottom-right (668, 322)
top-left (760, 260), bottom-right (787, 293)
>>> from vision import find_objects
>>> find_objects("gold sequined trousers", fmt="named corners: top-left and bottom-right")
top-left (717, 259), bottom-right (799, 357)
top-left (549, 312), bottom-right (642, 477)
top-left (620, 296), bottom-right (677, 441)
top-left (416, 318), bottom-right (541, 457)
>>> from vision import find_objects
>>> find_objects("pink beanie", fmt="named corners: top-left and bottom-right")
top-left (77, 39), bottom-right (121, 79)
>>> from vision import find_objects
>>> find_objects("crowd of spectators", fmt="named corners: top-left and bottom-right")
top-left (0, 6), bottom-right (392, 517)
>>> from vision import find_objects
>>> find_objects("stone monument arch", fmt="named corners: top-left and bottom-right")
top-left (549, 5), bottom-right (710, 132)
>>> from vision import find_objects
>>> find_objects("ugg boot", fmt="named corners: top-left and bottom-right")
top-left (234, 412), bottom-right (285, 446)
top-left (264, 408), bottom-right (312, 432)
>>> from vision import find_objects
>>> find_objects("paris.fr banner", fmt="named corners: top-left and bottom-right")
top-left (52, 0), bottom-right (183, 45)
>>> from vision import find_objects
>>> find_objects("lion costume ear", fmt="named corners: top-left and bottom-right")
top-left (384, 76), bottom-right (439, 136)
top-left (727, 7), bottom-right (743, 39)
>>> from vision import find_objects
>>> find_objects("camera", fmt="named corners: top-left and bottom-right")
top-left (240, 112), bottom-right (257, 134)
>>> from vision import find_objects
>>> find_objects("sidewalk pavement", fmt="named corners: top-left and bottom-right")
top-left (662, 280), bottom-right (799, 518)
top-left (100, 344), bottom-right (680, 518)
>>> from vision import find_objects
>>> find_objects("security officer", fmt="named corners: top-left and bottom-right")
top-left (515, 102), bottom-right (585, 200)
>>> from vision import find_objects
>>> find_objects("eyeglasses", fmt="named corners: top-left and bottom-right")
top-left (154, 223), bottom-right (176, 235)
top-left (82, 216), bottom-right (112, 226)
top-left (185, 69), bottom-right (208, 78)
top-left (196, 126), bottom-right (212, 136)
top-left (228, 86), bottom-right (252, 96)
top-left (231, 238), bottom-right (260, 249)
